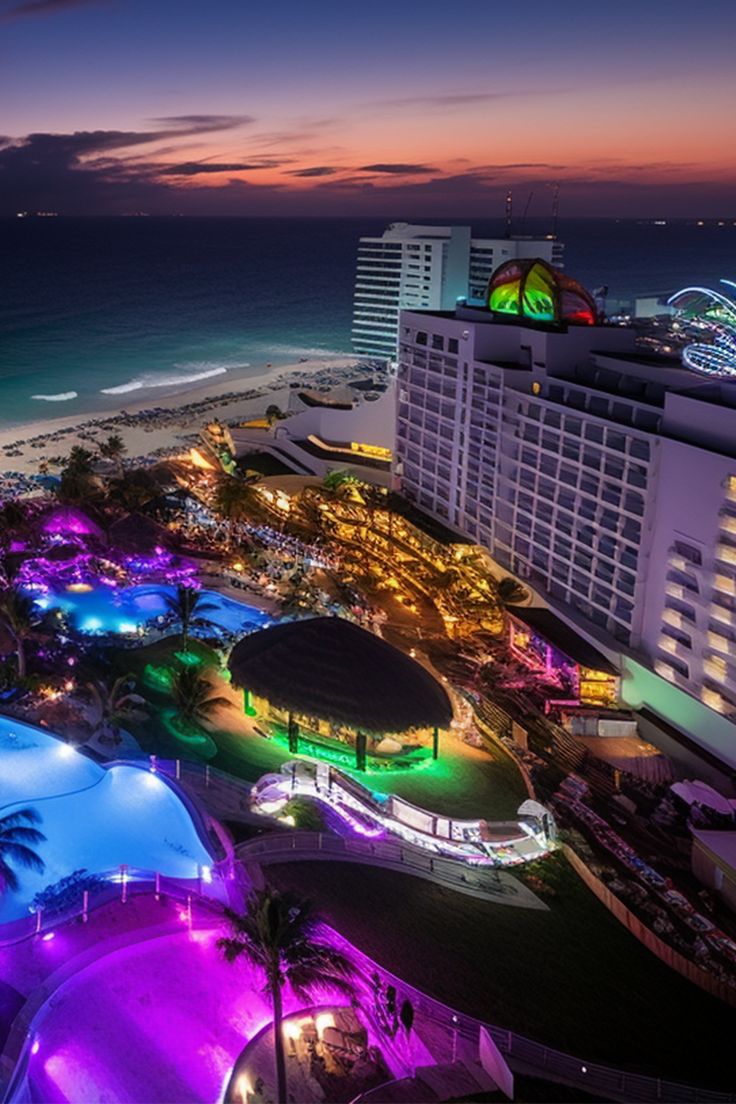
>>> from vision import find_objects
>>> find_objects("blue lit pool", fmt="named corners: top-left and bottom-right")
top-left (31, 583), bottom-right (269, 637)
top-left (0, 717), bottom-right (216, 922)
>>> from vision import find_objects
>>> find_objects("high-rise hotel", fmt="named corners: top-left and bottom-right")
top-left (352, 223), bottom-right (563, 359)
top-left (394, 260), bottom-right (736, 772)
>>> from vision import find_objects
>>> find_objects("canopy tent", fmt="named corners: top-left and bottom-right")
top-left (671, 780), bottom-right (734, 816)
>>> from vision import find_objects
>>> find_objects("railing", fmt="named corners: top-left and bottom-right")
top-left (332, 933), bottom-right (736, 1104)
top-left (1, 850), bottom-right (732, 1104)
top-left (0, 862), bottom-right (228, 949)
top-left (236, 830), bottom-right (545, 908)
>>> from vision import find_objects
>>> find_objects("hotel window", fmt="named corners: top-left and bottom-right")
top-left (674, 540), bottom-right (702, 566)
top-left (630, 440), bottom-right (650, 460)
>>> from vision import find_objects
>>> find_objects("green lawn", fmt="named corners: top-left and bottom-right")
top-left (267, 855), bottom-right (736, 1091)
top-left (115, 637), bottom-right (527, 817)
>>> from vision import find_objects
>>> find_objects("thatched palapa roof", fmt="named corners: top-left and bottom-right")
top-left (228, 616), bottom-right (452, 734)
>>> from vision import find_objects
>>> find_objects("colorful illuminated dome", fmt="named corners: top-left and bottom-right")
top-left (487, 258), bottom-right (598, 326)
top-left (667, 281), bottom-right (736, 377)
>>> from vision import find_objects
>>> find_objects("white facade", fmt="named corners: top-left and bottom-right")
top-left (395, 303), bottom-right (736, 770)
top-left (352, 223), bottom-right (563, 359)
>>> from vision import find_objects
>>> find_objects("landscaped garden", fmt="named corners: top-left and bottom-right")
top-left (267, 856), bottom-right (736, 1091)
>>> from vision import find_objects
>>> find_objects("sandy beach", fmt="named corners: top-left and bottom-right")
top-left (0, 354), bottom-right (375, 492)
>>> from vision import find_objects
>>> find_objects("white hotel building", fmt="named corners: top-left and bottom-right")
top-left (352, 223), bottom-right (563, 359)
top-left (394, 261), bottom-right (736, 774)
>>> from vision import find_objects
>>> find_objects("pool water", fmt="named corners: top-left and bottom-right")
top-left (32, 583), bottom-right (269, 637)
top-left (0, 717), bottom-right (215, 922)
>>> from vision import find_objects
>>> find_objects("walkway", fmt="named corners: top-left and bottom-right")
top-left (1, 878), bottom-right (732, 1104)
top-left (238, 831), bottom-right (548, 909)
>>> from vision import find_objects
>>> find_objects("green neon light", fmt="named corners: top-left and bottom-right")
top-left (143, 663), bottom-right (174, 692)
top-left (174, 650), bottom-right (203, 668)
top-left (268, 725), bottom-right (432, 775)
top-left (243, 688), bottom-right (257, 717)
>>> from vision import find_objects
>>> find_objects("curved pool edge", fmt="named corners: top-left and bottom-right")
top-left (0, 717), bottom-right (229, 929)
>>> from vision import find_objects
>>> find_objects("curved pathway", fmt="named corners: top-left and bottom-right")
top-left (237, 831), bottom-right (548, 909)
top-left (1, 875), bottom-right (732, 1104)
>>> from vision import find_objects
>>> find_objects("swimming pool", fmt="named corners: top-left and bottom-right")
top-left (31, 583), bottom-right (269, 637)
top-left (0, 717), bottom-right (216, 923)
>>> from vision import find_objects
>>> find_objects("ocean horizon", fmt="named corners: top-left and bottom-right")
top-left (2, 215), bottom-right (735, 431)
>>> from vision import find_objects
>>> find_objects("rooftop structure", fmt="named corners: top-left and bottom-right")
top-left (668, 280), bottom-right (736, 376)
top-left (352, 223), bottom-right (564, 360)
top-left (394, 263), bottom-right (736, 772)
top-left (488, 258), bottom-right (598, 327)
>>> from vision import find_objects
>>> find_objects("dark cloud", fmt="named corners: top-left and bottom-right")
top-left (359, 163), bottom-right (436, 175)
top-left (0, 119), bottom-right (255, 214)
top-left (371, 89), bottom-right (567, 111)
top-left (289, 166), bottom-right (338, 178)
top-left (150, 114), bottom-right (255, 132)
top-left (478, 162), bottom-right (566, 171)
top-left (160, 160), bottom-right (280, 176)
top-left (0, 0), bottom-right (107, 20)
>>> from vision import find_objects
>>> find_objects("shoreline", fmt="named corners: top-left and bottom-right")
top-left (0, 354), bottom-right (379, 491)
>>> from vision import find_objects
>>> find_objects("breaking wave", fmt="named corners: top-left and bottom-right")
top-left (31, 391), bottom-right (78, 402)
top-left (100, 365), bottom-right (230, 396)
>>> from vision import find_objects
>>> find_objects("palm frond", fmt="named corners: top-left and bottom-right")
top-left (0, 807), bottom-right (42, 828)
top-left (0, 842), bottom-right (45, 874)
top-left (0, 859), bottom-right (20, 893)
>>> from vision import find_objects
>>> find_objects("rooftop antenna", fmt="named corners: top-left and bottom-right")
top-left (505, 189), bottom-right (513, 238)
top-left (521, 190), bottom-right (534, 233)
top-left (551, 181), bottom-right (560, 240)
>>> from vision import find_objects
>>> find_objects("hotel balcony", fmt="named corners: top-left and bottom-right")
top-left (707, 629), bottom-right (736, 658)
top-left (715, 542), bottom-right (736, 566)
top-left (665, 580), bottom-right (703, 605)
top-left (709, 604), bottom-right (736, 628)
top-left (701, 685), bottom-right (730, 715)
top-left (668, 553), bottom-right (689, 572)
top-left (713, 573), bottom-right (736, 597)
top-left (654, 659), bottom-right (691, 692)
top-left (703, 657), bottom-right (729, 683)
top-left (662, 608), bottom-right (693, 630)
top-left (657, 635), bottom-right (691, 663)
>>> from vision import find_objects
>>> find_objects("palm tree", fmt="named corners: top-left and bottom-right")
top-left (212, 474), bottom-right (260, 545)
top-left (85, 674), bottom-right (147, 746)
top-left (99, 433), bottom-right (127, 479)
top-left (218, 888), bottom-right (354, 1104)
top-left (0, 808), bottom-right (45, 894)
top-left (0, 589), bottom-right (41, 678)
top-left (107, 467), bottom-right (159, 511)
top-left (170, 666), bottom-right (231, 731)
top-left (496, 576), bottom-right (529, 607)
top-left (163, 584), bottom-right (219, 652)
top-left (322, 469), bottom-right (359, 493)
top-left (58, 445), bottom-right (97, 503)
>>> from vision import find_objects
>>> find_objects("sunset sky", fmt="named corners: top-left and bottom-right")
top-left (1, 0), bottom-right (734, 217)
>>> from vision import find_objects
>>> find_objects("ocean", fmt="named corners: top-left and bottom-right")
top-left (2, 215), bottom-right (734, 430)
